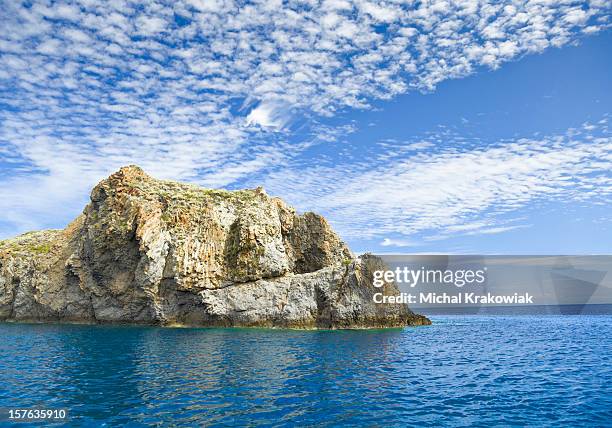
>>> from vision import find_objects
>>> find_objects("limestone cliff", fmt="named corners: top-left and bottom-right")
top-left (0, 166), bottom-right (430, 328)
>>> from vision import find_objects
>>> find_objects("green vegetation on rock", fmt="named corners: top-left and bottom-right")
top-left (0, 165), bottom-right (430, 329)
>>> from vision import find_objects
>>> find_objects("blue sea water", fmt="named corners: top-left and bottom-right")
top-left (1, 314), bottom-right (611, 427)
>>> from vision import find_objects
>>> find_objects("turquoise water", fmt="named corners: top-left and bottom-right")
top-left (1, 315), bottom-right (611, 427)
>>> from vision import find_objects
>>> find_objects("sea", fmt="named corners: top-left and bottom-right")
top-left (1, 306), bottom-right (611, 427)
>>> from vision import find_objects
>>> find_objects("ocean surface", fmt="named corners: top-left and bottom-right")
top-left (1, 312), bottom-right (611, 427)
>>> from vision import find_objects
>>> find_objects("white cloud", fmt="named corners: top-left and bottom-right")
top-left (259, 121), bottom-right (612, 242)
top-left (245, 101), bottom-right (289, 129)
top-left (136, 16), bottom-right (167, 35)
top-left (0, 0), bottom-right (610, 239)
top-left (381, 238), bottom-right (416, 247)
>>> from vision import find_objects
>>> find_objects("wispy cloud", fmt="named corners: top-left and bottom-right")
top-left (0, 0), bottom-right (610, 238)
top-left (381, 238), bottom-right (416, 248)
top-left (260, 120), bottom-right (612, 242)
top-left (245, 101), bottom-right (291, 129)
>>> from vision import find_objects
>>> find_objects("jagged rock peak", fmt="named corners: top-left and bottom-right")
top-left (0, 166), bottom-right (430, 328)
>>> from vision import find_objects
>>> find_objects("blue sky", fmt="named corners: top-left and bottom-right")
top-left (0, 0), bottom-right (611, 254)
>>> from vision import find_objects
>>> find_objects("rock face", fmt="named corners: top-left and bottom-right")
top-left (0, 166), bottom-right (430, 328)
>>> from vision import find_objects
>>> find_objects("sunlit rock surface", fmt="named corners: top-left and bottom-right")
top-left (0, 166), bottom-right (429, 328)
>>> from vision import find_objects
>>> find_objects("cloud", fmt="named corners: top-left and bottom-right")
top-left (245, 101), bottom-right (290, 129)
top-left (0, 0), bottom-right (610, 238)
top-left (259, 120), bottom-right (612, 242)
top-left (381, 238), bottom-right (416, 248)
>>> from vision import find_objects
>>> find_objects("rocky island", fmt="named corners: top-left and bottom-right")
top-left (0, 166), bottom-right (429, 329)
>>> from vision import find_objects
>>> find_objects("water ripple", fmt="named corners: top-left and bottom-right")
top-left (0, 316), bottom-right (610, 426)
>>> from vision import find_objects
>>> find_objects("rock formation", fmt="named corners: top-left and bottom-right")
top-left (0, 166), bottom-right (430, 328)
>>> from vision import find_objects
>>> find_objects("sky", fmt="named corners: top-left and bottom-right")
top-left (0, 0), bottom-right (611, 254)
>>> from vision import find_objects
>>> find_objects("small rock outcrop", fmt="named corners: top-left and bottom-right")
top-left (0, 166), bottom-right (430, 328)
